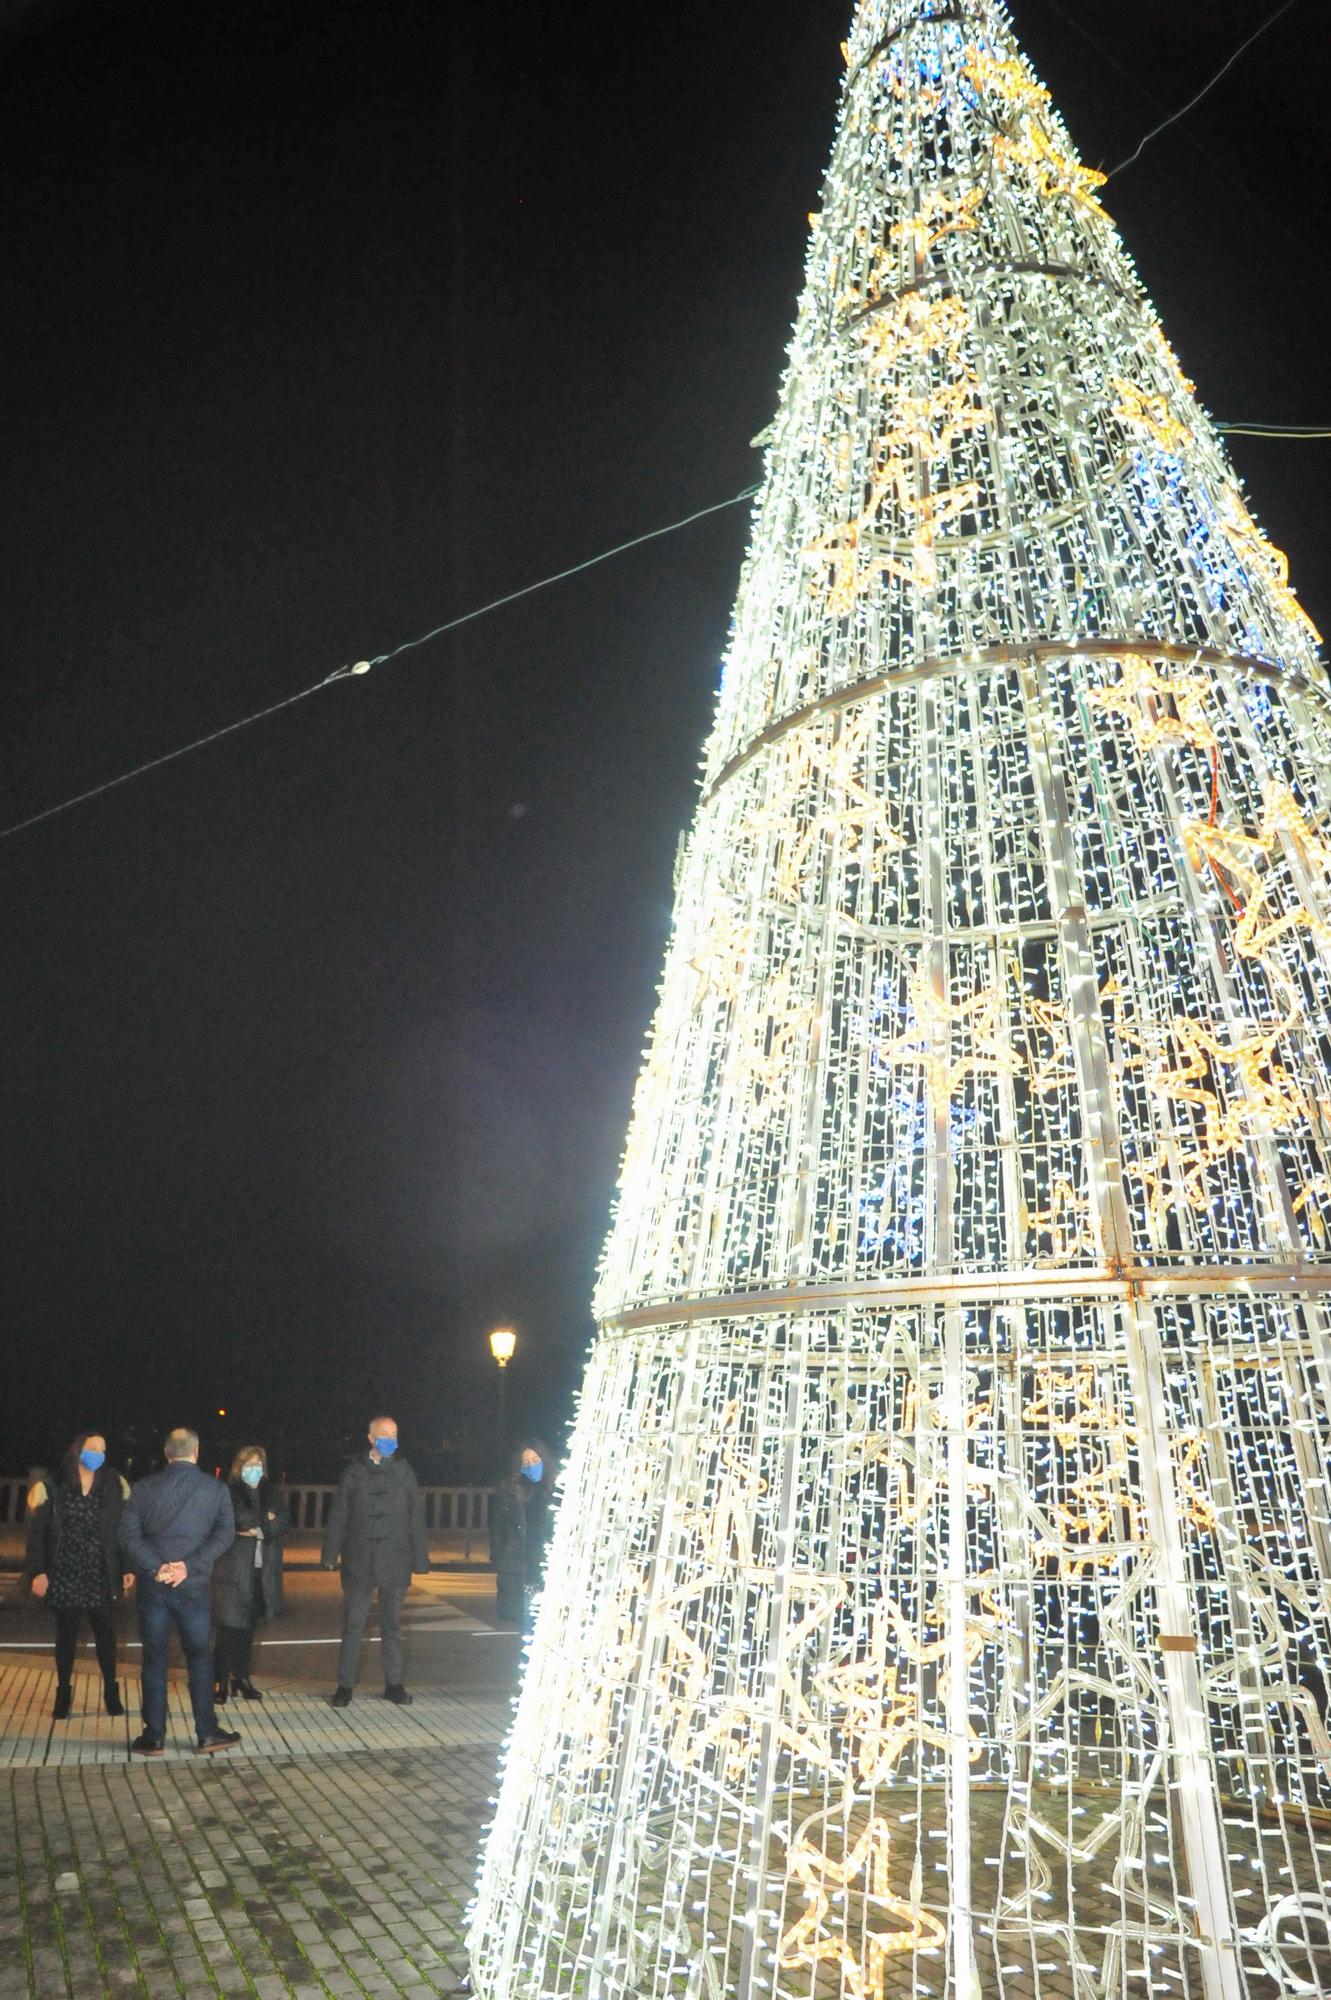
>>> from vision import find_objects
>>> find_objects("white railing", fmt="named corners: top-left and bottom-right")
top-left (1, 1478), bottom-right (494, 1564)
top-left (282, 1483), bottom-right (493, 1561)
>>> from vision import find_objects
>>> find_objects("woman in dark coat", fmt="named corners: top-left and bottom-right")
top-left (490, 1438), bottom-right (557, 1631)
top-left (25, 1432), bottom-right (134, 1718)
top-left (212, 1446), bottom-right (289, 1702)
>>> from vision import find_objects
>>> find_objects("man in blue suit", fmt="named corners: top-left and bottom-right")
top-left (120, 1427), bottom-right (238, 1755)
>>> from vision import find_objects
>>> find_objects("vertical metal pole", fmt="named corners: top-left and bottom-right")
top-left (1119, 1294), bottom-right (1244, 1998)
top-left (1019, 649), bottom-right (1242, 1999)
top-left (919, 672), bottom-right (980, 1996)
top-left (496, 1365), bottom-right (508, 1475)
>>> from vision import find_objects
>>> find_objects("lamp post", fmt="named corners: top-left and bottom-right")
top-left (488, 1327), bottom-right (516, 1474)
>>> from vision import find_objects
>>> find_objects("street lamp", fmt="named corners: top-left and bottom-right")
top-left (489, 1327), bottom-right (516, 1473)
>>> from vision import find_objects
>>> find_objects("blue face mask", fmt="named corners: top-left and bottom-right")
top-left (521, 1460), bottom-right (543, 1483)
top-left (241, 1465), bottom-right (263, 1487)
top-left (79, 1448), bottom-right (105, 1472)
top-left (373, 1436), bottom-right (397, 1458)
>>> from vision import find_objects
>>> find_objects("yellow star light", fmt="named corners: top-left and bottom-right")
top-left (871, 957), bottom-right (1018, 1103)
top-left (1183, 785), bottom-right (1331, 960)
top-left (961, 48), bottom-right (1050, 122)
top-left (857, 292), bottom-right (971, 378)
top-left (1111, 378), bottom-right (1193, 455)
top-left (1089, 652), bottom-right (1217, 756)
top-left (995, 121), bottom-right (1107, 217)
top-left (1023, 1176), bottom-right (1098, 1265)
top-left (886, 184), bottom-right (987, 262)
top-left (1132, 1009), bottom-right (1309, 1216)
top-left (779, 1808), bottom-right (945, 1999)
top-left (1219, 488), bottom-right (1322, 647)
top-left (1013, 981), bottom-right (1077, 1097)
top-left (723, 963), bottom-right (813, 1124)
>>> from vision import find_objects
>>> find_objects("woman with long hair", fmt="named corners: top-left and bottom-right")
top-left (25, 1432), bottom-right (134, 1718)
top-left (212, 1445), bottom-right (289, 1703)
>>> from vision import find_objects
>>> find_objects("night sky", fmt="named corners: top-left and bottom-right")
top-left (3, 0), bottom-right (1328, 1478)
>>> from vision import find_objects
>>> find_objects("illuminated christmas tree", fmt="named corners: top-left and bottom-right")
top-left (470, 2), bottom-right (1331, 1994)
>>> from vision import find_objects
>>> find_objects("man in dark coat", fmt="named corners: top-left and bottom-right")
top-left (321, 1414), bottom-right (428, 1706)
top-left (120, 1427), bottom-right (238, 1756)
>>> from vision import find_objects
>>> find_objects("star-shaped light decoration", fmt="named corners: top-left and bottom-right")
top-left (1013, 980), bottom-right (1077, 1097)
top-left (570, 1567), bottom-right (647, 1772)
top-left (1111, 378), bottom-right (1194, 456)
top-left (1137, 1009), bottom-right (1309, 1214)
top-left (1122, 1003), bottom-right (1313, 1236)
top-left (885, 183), bottom-right (987, 263)
top-left (1021, 1367), bottom-right (1147, 1574)
top-left (873, 378), bottom-right (990, 466)
top-left (869, 955), bottom-right (1019, 1106)
top-left (961, 47), bottom-right (1050, 123)
top-left (1183, 784), bottom-right (1331, 962)
top-left (855, 292), bottom-right (971, 379)
top-left (1021, 1364), bottom-right (1105, 1449)
top-left (778, 1807), bottom-right (945, 2000)
top-left (687, 901), bottom-right (755, 1009)
top-left (723, 963), bottom-right (814, 1126)
top-left (1089, 652), bottom-right (1217, 757)
top-left (745, 709), bottom-right (908, 905)
top-left (814, 1598), bottom-right (941, 1787)
top-left (1022, 1176), bottom-right (1099, 1266)
top-left (1218, 488), bottom-right (1322, 647)
top-left (994, 119), bottom-right (1107, 217)
top-left (841, 1382), bottom-right (937, 1532)
top-left (649, 1405), bottom-right (773, 1772)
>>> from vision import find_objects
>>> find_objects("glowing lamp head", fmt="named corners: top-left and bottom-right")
top-left (489, 1327), bottom-right (517, 1369)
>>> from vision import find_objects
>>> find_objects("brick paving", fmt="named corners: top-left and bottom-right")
top-left (0, 1661), bottom-right (511, 1770)
top-left (0, 1663), bottom-right (506, 1998)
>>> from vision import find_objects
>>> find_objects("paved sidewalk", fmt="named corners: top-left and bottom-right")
top-left (1, 1665), bottom-right (508, 1998)
top-left (0, 1661), bottom-right (511, 1770)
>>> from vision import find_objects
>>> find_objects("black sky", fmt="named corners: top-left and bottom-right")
top-left (3, 0), bottom-right (1328, 1476)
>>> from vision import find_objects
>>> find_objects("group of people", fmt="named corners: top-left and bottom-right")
top-left (24, 1413), bottom-right (438, 1752)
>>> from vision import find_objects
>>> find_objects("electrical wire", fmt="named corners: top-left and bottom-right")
top-left (1219, 424), bottom-right (1331, 439)
top-left (1, 392), bottom-right (1326, 849)
top-left (1106, 0), bottom-right (1301, 179)
top-left (364, 483), bottom-right (760, 672)
top-left (0, 482), bottom-right (760, 845)
top-left (0, 671), bottom-right (354, 845)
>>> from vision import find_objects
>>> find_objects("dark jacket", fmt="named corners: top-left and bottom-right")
top-left (489, 1479), bottom-right (527, 1578)
top-left (321, 1453), bottom-right (428, 1587)
top-left (120, 1461), bottom-right (235, 1588)
top-left (213, 1478), bottom-right (291, 1627)
top-left (25, 1465), bottom-right (130, 1601)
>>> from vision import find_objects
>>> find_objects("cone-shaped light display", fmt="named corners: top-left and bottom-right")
top-left (471, 3), bottom-right (1331, 1994)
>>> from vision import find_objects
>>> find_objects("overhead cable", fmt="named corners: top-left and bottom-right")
top-left (0, 484), bottom-right (760, 844)
top-left (1106, 0), bottom-right (1301, 179)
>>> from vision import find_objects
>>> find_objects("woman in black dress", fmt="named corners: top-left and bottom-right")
top-left (25, 1433), bottom-right (134, 1719)
top-left (213, 1445), bottom-right (289, 1703)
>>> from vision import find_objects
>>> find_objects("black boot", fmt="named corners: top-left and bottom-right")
top-left (231, 1676), bottom-right (263, 1702)
top-left (104, 1682), bottom-right (124, 1717)
top-left (53, 1683), bottom-right (72, 1721)
top-left (214, 1679), bottom-right (229, 1705)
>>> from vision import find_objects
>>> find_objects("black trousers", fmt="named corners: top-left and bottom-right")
top-left (338, 1577), bottom-right (407, 1686)
top-left (54, 1603), bottom-right (117, 1689)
